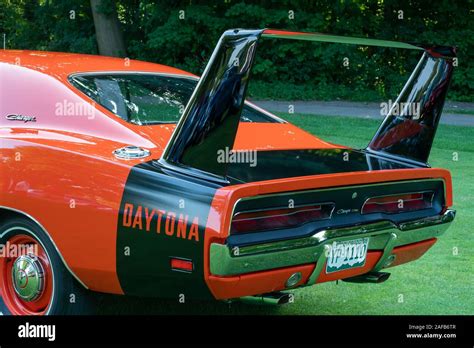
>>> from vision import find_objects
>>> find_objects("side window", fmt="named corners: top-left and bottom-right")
top-left (93, 79), bottom-right (128, 118)
top-left (69, 74), bottom-right (195, 124)
top-left (241, 104), bottom-right (277, 122)
top-left (69, 73), bottom-right (280, 124)
top-left (118, 79), bottom-right (187, 124)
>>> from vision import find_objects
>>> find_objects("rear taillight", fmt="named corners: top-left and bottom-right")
top-left (231, 203), bottom-right (334, 234)
top-left (361, 192), bottom-right (434, 214)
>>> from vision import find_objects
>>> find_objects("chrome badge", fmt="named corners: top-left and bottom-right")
top-left (337, 208), bottom-right (359, 215)
top-left (6, 114), bottom-right (37, 123)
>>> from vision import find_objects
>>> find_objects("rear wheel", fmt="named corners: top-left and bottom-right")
top-left (0, 217), bottom-right (94, 315)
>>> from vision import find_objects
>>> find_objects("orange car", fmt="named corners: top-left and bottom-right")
top-left (0, 29), bottom-right (456, 314)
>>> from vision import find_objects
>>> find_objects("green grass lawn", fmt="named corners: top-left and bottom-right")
top-left (98, 114), bottom-right (474, 315)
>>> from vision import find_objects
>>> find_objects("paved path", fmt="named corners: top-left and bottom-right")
top-left (252, 100), bottom-right (474, 127)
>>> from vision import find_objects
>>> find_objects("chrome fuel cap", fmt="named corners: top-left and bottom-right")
top-left (12, 254), bottom-right (45, 302)
top-left (113, 146), bottom-right (150, 159)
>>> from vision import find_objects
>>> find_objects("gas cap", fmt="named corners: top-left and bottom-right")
top-left (113, 146), bottom-right (150, 160)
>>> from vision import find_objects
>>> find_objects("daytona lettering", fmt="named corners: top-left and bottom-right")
top-left (121, 203), bottom-right (200, 242)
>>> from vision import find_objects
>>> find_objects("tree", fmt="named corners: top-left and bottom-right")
top-left (90, 0), bottom-right (126, 57)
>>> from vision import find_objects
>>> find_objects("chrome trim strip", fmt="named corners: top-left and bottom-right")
top-left (372, 232), bottom-right (398, 271)
top-left (244, 101), bottom-right (287, 123)
top-left (233, 201), bottom-right (335, 217)
top-left (236, 220), bottom-right (395, 256)
top-left (306, 244), bottom-right (330, 285)
top-left (68, 71), bottom-right (197, 80)
top-left (399, 209), bottom-right (455, 230)
top-left (0, 206), bottom-right (88, 289)
top-left (233, 178), bottom-right (444, 203)
top-left (210, 209), bottom-right (455, 276)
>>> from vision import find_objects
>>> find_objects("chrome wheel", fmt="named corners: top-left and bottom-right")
top-left (12, 254), bottom-right (45, 302)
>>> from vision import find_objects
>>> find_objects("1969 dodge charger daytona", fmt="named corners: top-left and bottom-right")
top-left (0, 29), bottom-right (456, 314)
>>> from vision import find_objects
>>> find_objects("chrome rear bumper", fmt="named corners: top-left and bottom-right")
top-left (210, 209), bottom-right (455, 282)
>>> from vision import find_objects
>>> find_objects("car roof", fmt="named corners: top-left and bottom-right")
top-left (0, 50), bottom-right (195, 82)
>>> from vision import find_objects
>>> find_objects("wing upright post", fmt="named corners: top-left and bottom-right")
top-left (160, 29), bottom-right (263, 182)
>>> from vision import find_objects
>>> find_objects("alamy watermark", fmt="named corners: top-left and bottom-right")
top-left (380, 99), bottom-right (421, 119)
top-left (18, 322), bottom-right (55, 341)
top-left (0, 242), bottom-right (38, 258)
top-left (55, 99), bottom-right (96, 119)
top-left (217, 147), bottom-right (257, 167)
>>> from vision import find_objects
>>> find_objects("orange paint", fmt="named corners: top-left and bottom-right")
top-left (388, 238), bottom-right (437, 267)
top-left (208, 264), bottom-right (315, 300)
top-left (234, 123), bottom-right (342, 151)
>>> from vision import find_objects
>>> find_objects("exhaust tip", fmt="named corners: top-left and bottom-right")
top-left (237, 292), bottom-right (291, 306)
top-left (276, 293), bottom-right (291, 305)
top-left (343, 271), bottom-right (391, 284)
top-left (375, 272), bottom-right (391, 283)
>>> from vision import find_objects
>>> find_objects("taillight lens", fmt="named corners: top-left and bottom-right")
top-left (231, 203), bottom-right (334, 234)
top-left (361, 192), bottom-right (434, 214)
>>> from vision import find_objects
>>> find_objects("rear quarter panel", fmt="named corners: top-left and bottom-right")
top-left (0, 63), bottom-right (161, 293)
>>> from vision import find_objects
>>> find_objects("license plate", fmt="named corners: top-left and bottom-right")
top-left (326, 238), bottom-right (369, 273)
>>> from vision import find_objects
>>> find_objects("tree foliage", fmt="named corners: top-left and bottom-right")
top-left (0, 0), bottom-right (472, 101)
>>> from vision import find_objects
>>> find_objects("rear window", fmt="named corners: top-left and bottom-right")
top-left (69, 73), bottom-right (278, 125)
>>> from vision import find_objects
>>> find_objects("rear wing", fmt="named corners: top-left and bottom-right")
top-left (160, 28), bottom-right (456, 182)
